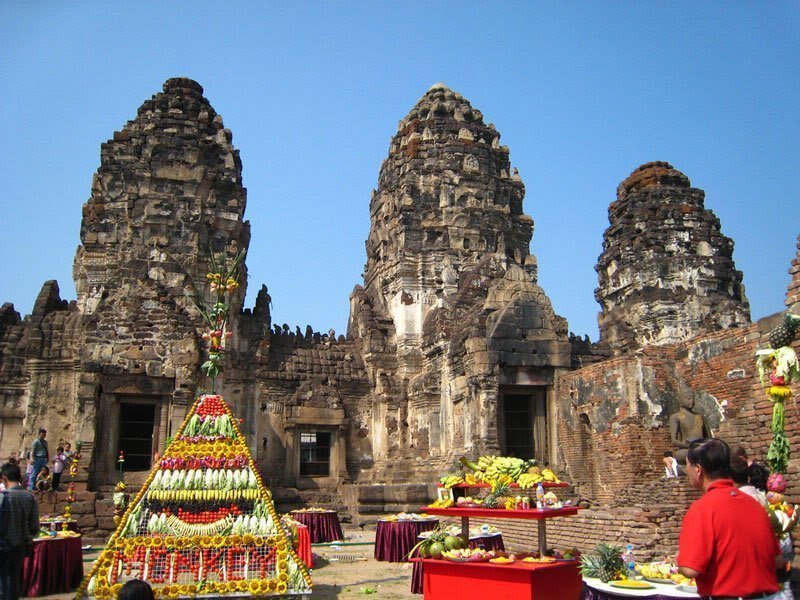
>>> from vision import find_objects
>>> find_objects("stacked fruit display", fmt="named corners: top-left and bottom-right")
top-left (438, 455), bottom-right (562, 489)
top-left (410, 526), bottom-right (470, 560)
top-left (636, 562), bottom-right (694, 585)
top-left (77, 394), bottom-right (312, 599)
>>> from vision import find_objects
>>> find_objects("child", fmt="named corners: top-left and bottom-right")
top-left (35, 465), bottom-right (51, 492)
top-left (52, 446), bottom-right (66, 490)
top-left (25, 454), bottom-right (34, 490)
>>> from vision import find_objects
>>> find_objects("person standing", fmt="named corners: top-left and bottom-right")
top-left (52, 446), bottom-right (66, 491)
top-left (663, 451), bottom-right (679, 478)
top-left (0, 462), bottom-right (39, 600)
top-left (29, 429), bottom-right (48, 489)
top-left (678, 438), bottom-right (781, 598)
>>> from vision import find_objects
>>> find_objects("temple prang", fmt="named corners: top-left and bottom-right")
top-left (1, 80), bottom-right (797, 557)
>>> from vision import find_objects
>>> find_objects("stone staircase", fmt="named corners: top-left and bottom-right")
top-left (342, 482), bottom-right (437, 528)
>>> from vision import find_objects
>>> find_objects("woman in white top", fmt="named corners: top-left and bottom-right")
top-left (663, 451), bottom-right (679, 478)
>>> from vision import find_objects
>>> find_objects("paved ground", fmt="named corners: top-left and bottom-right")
top-left (35, 528), bottom-right (419, 599)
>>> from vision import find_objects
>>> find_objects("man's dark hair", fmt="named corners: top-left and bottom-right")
top-left (118, 579), bottom-right (154, 600)
top-left (38, 428), bottom-right (46, 435)
top-left (730, 455), bottom-right (749, 485)
top-left (687, 438), bottom-right (731, 480)
top-left (1, 462), bottom-right (22, 482)
top-left (748, 462), bottom-right (770, 491)
top-left (663, 451), bottom-right (673, 458)
top-left (57, 446), bottom-right (64, 453)
top-left (732, 444), bottom-right (748, 460)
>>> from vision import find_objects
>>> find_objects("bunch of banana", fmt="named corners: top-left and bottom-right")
top-left (484, 456), bottom-right (527, 482)
top-left (463, 473), bottom-right (479, 485)
top-left (426, 497), bottom-right (455, 508)
top-left (541, 468), bottom-right (561, 483)
top-left (439, 474), bottom-right (465, 488)
top-left (517, 472), bottom-right (544, 489)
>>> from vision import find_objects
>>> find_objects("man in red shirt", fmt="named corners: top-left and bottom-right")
top-left (678, 438), bottom-right (782, 599)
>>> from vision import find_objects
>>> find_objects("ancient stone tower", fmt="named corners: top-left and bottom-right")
top-left (349, 84), bottom-right (570, 477)
top-left (72, 77), bottom-right (250, 483)
top-left (595, 161), bottom-right (750, 354)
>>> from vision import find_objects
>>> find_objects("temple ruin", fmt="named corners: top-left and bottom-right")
top-left (1, 78), bottom-right (798, 554)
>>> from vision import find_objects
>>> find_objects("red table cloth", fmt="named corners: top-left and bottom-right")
top-left (411, 533), bottom-right (505, 594)
top-left (374, 519), bottom-right (439, 562)
top-left (21, 535), bottom-right (84, 597)
top-left (290, 510), bottom-right (344, 543)
top-left (417, 556), bottom-right (581, 600)
top-left (294, 523), bottom-right (313, 568)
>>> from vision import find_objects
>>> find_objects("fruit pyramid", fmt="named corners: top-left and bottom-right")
top-left (77, 393), bottom-right (312, 598)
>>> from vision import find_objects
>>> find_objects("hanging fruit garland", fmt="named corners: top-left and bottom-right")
top-left (756, 313), bottom-right (800, 473)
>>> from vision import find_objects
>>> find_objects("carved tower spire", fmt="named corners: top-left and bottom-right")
top-left (360, 83), bottom-right (536, 355)
top-left (595, 161), bottom-right (750, 354)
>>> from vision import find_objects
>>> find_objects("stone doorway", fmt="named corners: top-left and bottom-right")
top-left (116, 401), bottom-right (159, 472)
top-left (499, 387), bottom-right (548, 464)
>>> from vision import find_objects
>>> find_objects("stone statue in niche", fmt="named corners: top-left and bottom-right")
top-left (85, 285), bottom-right (104, 315)
top-left (669, 395), bottom-right (712, 468)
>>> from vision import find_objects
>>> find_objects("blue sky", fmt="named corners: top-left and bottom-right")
top-left (1, 2), bottom-right (798, 339)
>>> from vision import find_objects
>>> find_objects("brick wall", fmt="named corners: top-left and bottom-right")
top-left (546, 311), bottom-right (800, 558)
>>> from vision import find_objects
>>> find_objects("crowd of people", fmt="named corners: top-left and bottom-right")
top-left (677, 438), bottom-right (796, 600)
top-left (0, 429), bottom-right (77, 494)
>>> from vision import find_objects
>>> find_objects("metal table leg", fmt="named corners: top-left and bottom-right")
top-left (538, 519), bottom-right (547, 556)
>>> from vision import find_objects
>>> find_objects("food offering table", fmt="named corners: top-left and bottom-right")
top-left (295, 523), bottom-right (313, 568)
top-left (415, 557), bottom-right (581, 600)
top-left (374, 517), bottom-right (439, 562)
top-left (290, 509), bottom-right (344, 543)
top-left (423, 505), bottom-right (578, 556)
top-left (581, 578), bottom-right (699, 599)
top-left (411, 529), bottom-right (505, 594)
top-left (39, 517), bottom-right (78, 532)
top-left (419, 505), bottom-right (580, 599)
top-left (22, 535), bottom-right (84, 597)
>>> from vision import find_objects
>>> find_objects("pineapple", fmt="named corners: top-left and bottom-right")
top-left (580, 543), bottom-right (626, 583)
top-left (769, 313), bottom-right (800, 349)
top-left (483, 481), bottom-right (511, 509)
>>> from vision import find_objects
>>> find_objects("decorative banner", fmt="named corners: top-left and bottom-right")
top-left (78, 394), bottom-right (312, 598)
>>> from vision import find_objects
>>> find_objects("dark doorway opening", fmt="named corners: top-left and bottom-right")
top-left (300, 431), bottom-right (331, 476)
top-left (500, 388), bottom-right (548, 463)
top-left (503, 394), bottom-right (534, 458)
top-left (117, 403), bottom-right (156, 471)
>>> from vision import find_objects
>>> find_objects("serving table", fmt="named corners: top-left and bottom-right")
top-left (294, 523), bottom-right (313, 568)
top-left (415, 556), bottom-right (581, 600)
top-left (374, 517), bottom-right (439, 562)
top-left (581, 578), bottom-right (699, 599)
top-left (289, 509), bottom-right (343, 543)
top-left (39, 518), bottom-right (78, 532)
top-left (418, 505), bottom-right (580, 599)
top-left (411, 530), bottom-right (505, 594)
top-left (21, 535), bottom-right (84, 597)
top-left (423, 505), bottom-right (578, 556)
